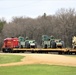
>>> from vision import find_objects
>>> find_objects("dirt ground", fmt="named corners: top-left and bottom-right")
top-left (0, 53), bottom-right (76, 67)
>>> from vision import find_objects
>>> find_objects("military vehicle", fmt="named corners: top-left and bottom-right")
top-left (72, 36), bottom-right (76, 49)
top-left (42, 35), bottom-right (64, 48)
top-left (18, 36), bottom-right (37, 48)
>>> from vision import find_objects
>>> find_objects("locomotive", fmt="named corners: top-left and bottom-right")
top-left (2, 37), bottom-right (19, 52)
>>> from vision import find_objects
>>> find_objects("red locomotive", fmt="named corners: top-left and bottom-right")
top-left (2, 37), bottom-right (19, 52)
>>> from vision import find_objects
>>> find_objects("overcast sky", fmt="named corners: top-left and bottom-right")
top-left (0, 0), bottom-right (76, 22)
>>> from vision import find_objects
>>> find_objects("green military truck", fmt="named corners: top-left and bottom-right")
top-left (42, 35), bottom-right (64, 48)
top-left (18, 36), bottom-right (37, 48)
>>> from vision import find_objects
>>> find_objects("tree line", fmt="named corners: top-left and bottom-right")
top-left (0, 8), bottom-right (76, 48)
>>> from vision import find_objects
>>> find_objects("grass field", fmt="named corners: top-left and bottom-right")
top-left (0, 64), bottom-right (76, 75)
top-left (0, 54), bottom-right (76, 75)
top-left (0, 54), bottom-right (24, 64)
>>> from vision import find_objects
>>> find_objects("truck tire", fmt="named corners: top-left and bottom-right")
top-left (44, 44), bottom-right (47, 48)
top-left (21, 45), bottom-right (23, 48)
top-left (27, 43), bottom-right (30, 48)
top-left (25, 42), bottom-right (30, 48)
top-left (51, 41), bottom-right (56, 48)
